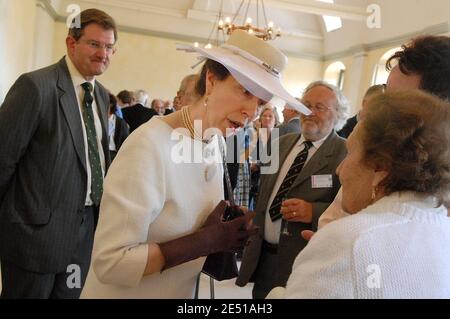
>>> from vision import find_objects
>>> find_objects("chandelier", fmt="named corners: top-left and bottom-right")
top-left (201, 0), bottom-right (281, 48)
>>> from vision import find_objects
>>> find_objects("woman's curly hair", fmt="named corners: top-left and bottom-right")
top-left (361, 91), bottom-right (450, 206)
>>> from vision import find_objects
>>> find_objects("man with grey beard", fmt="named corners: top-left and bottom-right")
top-left (237, 81), bottom-right (349, 299)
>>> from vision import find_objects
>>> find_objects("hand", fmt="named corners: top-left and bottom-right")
top-left (239, 206), bottom-right (249, 214)
top-left (208, 201), bottom-right (249, 222)
top-left (202, 201), bottom-right (258, 252)
top-left (209, 210), bottom-right (258, 253)
top-left (201, 201), bottom-right (247, 225)
top-left (238, 206), bottom-right (255, 230)
top-left (250, 163), bottom-right (260, 173)
top-left (202, 200), bottom-right (228, 227)
top-left (301, 230), bottom-right (315, 241)
top-left (280, 198), bottom-right (313, 223)
top-left (159, 201), bottom-right (258, 271)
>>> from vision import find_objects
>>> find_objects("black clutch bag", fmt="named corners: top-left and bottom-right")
top-left (201, 138), bottom-right (247, 281)
top-left (201, 205), bottom-right (244, 281)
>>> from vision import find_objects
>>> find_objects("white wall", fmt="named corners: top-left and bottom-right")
top-left (0, 0), bottom-right (56, 104)
top-left (282, 57), bottom-right (323, 97)
top-left (0, 0), bottom-right (8, 103)
top-left (364, 0), bottom-right (450, 44)
top-left (324, 0), bottom-right (450, 56)
top-left (33, 2), bottom-right (56, 70)
top-left (0, 0), bottom-right (37, 104)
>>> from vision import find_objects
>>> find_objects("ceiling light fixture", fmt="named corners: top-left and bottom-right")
top-left (202, 0), bottom-right (281, 49)
top-left (218, 0), bottom-right (281, 41)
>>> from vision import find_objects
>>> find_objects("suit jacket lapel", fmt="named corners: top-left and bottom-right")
top-left (57, 58), bottom-right (87, 173)
top-left (290, 131), bottom-right (339, 189)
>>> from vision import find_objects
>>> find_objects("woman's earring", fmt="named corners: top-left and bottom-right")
top-left (204, 96), bottom-right (209, 109)
top-left (371, 186), bottom-right (378, 201)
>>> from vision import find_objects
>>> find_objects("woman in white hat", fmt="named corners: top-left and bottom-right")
top-left (81, 30), bottom-right (309, 299)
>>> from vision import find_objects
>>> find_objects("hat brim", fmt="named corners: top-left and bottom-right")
top-left (177, 44), bottom-right (311, 115)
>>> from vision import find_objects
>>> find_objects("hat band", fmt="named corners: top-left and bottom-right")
top-left (221, 44), bottom-right (281, 78)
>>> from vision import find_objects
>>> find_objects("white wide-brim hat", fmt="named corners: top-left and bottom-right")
top-left (177, 30), bottom-right (310, 115)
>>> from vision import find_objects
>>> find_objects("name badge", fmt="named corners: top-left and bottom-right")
top-left (311, 175), bottom-right (333, 188)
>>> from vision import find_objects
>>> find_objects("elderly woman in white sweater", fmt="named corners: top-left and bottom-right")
top-left (278, 91), bottom-right (450, 299)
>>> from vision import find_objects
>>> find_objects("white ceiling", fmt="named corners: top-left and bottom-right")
top-left (48, 0), bottom-right (370, 57)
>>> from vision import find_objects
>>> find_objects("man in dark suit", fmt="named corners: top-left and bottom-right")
top-left (151, 98), bottom-right (166, 116)
top-left (236, 81), bottom-right (349, 299)
top-left (337, 113), bottom-right (357, 138)
top-left (0, 9), bottom-right (117, 299)
top-left (337, 84), bottom-right (385, 138)
top-left (276, 105), bottom-right (301, 137)
top-left (163, 100), bottom-right (174, 115)
top-left (173, 74), bottom-right (198, 111)
top-left (122, 90), bottom-right (158, 133)
top-left (108, 94), bottom-right (130, 161)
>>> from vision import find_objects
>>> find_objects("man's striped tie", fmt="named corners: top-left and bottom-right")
top-left (268, 141), bottom-right (313, 222)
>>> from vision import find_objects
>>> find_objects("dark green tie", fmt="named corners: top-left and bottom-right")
top-left (81, 82), bottom-right (103, 207)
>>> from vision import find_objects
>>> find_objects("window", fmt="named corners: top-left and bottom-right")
top-left (318, 0), bottom-right (342, 32)
top-left (372, 47), bottom-right (401, 85)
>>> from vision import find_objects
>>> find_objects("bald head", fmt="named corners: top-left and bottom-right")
top-left (174, 74), bottom-right (198, 110)
top-left (282, 105), bottom-right (300, 123)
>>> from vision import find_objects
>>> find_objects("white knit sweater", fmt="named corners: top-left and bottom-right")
top-left (284, 192), bottom-right (450, 299)
top-left (81, 118), bottom-right (224, 299)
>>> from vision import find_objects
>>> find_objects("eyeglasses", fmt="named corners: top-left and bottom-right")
top-left (80, 40), bottom-right (116, 53)
top-left (303, 102), bottom-right (334, 113)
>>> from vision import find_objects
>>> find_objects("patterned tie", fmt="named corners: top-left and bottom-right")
top-left (81, 82), bottom-right (103, 207)
top-left (268, 141), bottom-right (313, 221)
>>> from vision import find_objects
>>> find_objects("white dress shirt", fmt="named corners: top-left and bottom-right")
top-left (264, 134), bottom-right (329, 244)
top-left (66, 56), bottom-right (106, 206)
top-left (317, 188), bottom-right (349, 229)
top-left (108, 114), bottom-right (117, 151)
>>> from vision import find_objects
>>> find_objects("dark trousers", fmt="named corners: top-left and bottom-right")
top-left (0, 206), bottom-right (96, 299)
top-left (252, 241), bottom-right (281, 299)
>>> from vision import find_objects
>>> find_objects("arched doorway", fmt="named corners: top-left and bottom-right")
top-left (324, 61), bottom-right (346, 90)
top-left (372, 47), bottom-right (401, 85)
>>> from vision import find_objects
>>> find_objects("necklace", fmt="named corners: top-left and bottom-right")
top-left (182, 106), bottom-right (219, 182)
top-left (181, 105), bottom-right (203, 141)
